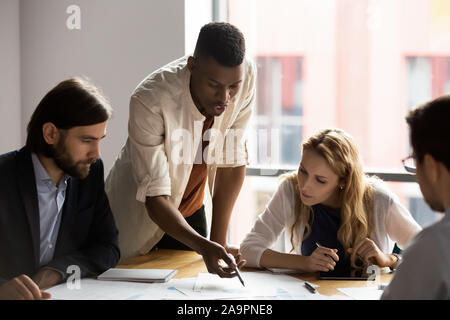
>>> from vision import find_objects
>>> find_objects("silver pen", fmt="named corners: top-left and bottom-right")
top-left (235, 266), bottom-right (245, 287)
top-left (228, 254), bottom-right (245, 287)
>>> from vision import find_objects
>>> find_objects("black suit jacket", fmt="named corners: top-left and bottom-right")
top-left (0, 147), bottom-right (120, 285)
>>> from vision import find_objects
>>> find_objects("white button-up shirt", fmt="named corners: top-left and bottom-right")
top-left (106, 56), bottom-right (256, 260)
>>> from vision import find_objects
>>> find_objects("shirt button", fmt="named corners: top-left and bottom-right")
top-left (49, 244), bottom-right (53, 249)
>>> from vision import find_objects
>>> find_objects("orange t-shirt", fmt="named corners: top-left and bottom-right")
top-left (178, 117), bottom-right (214, 218)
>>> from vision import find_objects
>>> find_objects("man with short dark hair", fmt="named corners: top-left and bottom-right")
top-left (381, 95), bottom-right (450, 299)
top-left (0, 77), bottom-right (120, 300)
top-left (106, 22), bottom-right (255, 277)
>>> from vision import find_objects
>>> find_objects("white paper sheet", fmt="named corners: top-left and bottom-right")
top-left (191, 272), bottom-right (277, 299)
top-left (337, 286), bottom-right (384, 300)
top-left (46, 278), bottom-right (182, 300)
top-left (176, 271), bottom-right (326, 300)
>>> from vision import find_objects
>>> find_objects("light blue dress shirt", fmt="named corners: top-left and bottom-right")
top-left (31, 153), bottom-right (70, 267)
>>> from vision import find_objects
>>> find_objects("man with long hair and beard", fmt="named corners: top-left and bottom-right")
top-left (0, 77), bottom-right (120, 300)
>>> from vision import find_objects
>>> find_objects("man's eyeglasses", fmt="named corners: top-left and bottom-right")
top-left (402, 155), bottom-right (416, 174)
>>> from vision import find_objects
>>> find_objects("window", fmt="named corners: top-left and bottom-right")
top-left (253, 56), bottom-right (303, 166)
top-left (217, 0), bottom-right (450, 244)
top-left (407, 56), bottom-right (450, 109)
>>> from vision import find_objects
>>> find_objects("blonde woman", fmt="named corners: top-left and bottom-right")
top-left (240, 128), bottom-right (421, 273)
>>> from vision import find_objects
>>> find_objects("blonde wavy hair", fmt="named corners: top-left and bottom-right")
top-left (283, 128), bottom-right (378, 258)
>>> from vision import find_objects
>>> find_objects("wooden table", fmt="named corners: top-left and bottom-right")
top-left (118, 249), bottom-right (393, 297)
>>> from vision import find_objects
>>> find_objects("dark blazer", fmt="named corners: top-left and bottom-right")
top-left (0, 147), bottom-right (120, 285)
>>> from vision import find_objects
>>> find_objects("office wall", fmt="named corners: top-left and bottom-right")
top-left (13, 0), bottom-right (185, 172)
top-left (0, 0), bottom-right (22, 152)
top-left (185, 0), bottom-right (212, 55)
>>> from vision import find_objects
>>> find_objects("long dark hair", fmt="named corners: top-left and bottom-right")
top-left (26, 77), bottom-right (112, 157)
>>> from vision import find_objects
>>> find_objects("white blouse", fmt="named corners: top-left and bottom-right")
top-left (240, 178), bottom-right (422, 268)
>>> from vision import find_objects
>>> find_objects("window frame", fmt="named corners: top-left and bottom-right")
top-left (245, 167), bottom-right (416, 183)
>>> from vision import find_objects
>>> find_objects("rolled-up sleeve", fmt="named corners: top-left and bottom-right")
top-left (218, 60), bottom-right (256, 168)
top-left (128, 95), bottom-right (171, 203)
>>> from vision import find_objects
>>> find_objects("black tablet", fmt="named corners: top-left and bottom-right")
top-left (319, 264), bottom-right (374, 280)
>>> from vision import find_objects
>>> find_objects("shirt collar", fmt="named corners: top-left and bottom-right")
top-left (183, 63), bottom-right (206, 122)
top-left (31, 153), bottom-right (70, 187)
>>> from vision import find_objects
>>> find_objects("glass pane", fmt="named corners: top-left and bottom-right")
top-left (406, 56), bottom-right (450, 109)
top-left (406, 57), bottom-right (432, 109)
top-left (280, 124), bottom-right (302, 165)
top-left (252, 55), bottom-right (303, 167)
top-left (280, 56), bottom-right (302, 116)
top-left (255, 56), bottom-right (278, 117)
top-left (226, 0), bottom-right (450, 172)
top-left (224, 0), bottom-right (449, 247)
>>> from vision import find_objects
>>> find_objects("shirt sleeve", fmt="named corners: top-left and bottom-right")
top-left (384, 189), bottom-right (422, 250)
top-left (217, 59), bottom-right (256, 168)
top-left (381, 229), bottom-right (446, 299)
top-left (128, 95), bottom-right (172, 202)
top-left (240, 179), bottom-right (293, 268)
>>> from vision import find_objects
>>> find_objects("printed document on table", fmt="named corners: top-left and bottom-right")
top-left (172, 271), bottom-right (320, 299)
top-left (46, 278), bottom-right (184, 300)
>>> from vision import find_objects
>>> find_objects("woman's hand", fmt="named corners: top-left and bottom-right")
top-left (348, 238), bottom-right (396, 268)
top-left (224, 244), bottom-right (246, 269)
top-left (303, 246), bottom-right (339, 273)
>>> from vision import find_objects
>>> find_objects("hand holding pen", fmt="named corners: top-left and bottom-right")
top-left (303, 242), bottom-right (339, 273)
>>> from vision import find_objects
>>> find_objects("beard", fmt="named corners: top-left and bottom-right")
top-left (419, 181), bottom-right (446, 213)
top-left (424, 196), bottom-right (446, 213)
top-left (50, 139), bottom-right (96, 179)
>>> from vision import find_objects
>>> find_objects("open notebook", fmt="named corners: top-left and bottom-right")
top-left (97, 268), bottom-right (178, 283)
